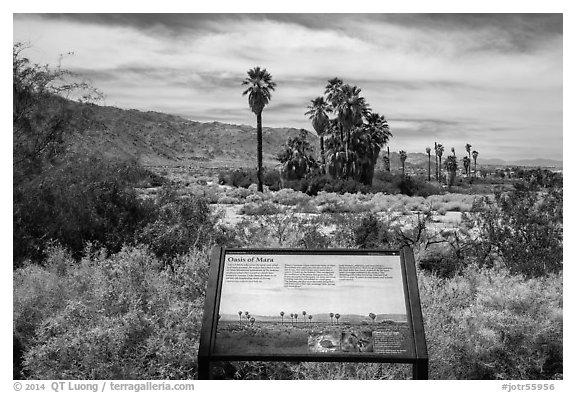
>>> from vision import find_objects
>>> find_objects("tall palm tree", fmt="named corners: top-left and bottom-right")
top-left (444, 156), bottom-right (458, 187)
top-left (324, 77), bottom-right (344, 108)
top-left (305, 97), bottom-right (330, 173)
top-left (451, 147), bottom-right (456, 156)
top-left (302, 310), bottom-right (307, 324)
top-left (294, 313), bottom-right (299, 324)
top-left (425, 147), bottom-right (431, 181)
top-left (280, 311), bottom-right (285, 325)
top-left (335, 313), bottom-right (341, 325)
top-left (331, 84), bottom-right (369, 177)
top-left (399, 150), bottom-right (407, 176)
top-left (242, 66), bottom-right (276, 192)
top-left (329, 312), bottom-right (334, 325)
top-left (463, 156), bottom-right (470, 179)
top-left (472, 150), bottom-right (479, 177)
top-left (436, 144), bottom-right (445, 183)
top-left (369, 313), bottom-right (376, 324)
top-left (238, 311), bottom-right (242, 323)
top-left (465, 144), bottom-right (472, 176)
top-left (434, 142), bottom-right (439, 181)
top-left (308, 315), bottom-right (313, 324)
top-left (290, 313), bottom-right (294, 326)
top-left (358, 112), bottom-right (391, 184)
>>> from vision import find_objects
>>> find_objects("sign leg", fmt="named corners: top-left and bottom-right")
top-left (198, 357), bottom-right (211, 380)
top-left (412, 359), bottom-right (429, 380)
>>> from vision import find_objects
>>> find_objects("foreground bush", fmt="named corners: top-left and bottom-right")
top-left (14, 245), bottom-right (209, 379)
top-left (13, 157), bottom-right (157, 266)
top-left (421, 266), bottom-right (562, 379)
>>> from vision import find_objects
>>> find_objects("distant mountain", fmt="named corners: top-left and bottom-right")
top-left (66, 101), bottom-right (315, 169)
top-left (64, 101), bottom-right (561, 171)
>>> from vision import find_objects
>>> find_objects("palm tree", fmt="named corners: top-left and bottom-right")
top-left (324, 77), bottom-right (344, 109)
top-left (238, 311), bottom-right (242, 323)
top-left (244, 311), bottom-right (249, 322)
top-left (444, 156), bottom-right (458, 187)
top-left (436, 144), bottom-right (444, 183)
top-left (305, 97), bottom-right (330, 173)
top-left (329, 312), bottom-right (334, 325)
top-left (302, 310), bottom-right (307, 324)
top-left (369, 313), bottom-right (376, 324)
top-left (451, 147), bottom-right (456, 157)
top-left (472, 150), bottom-right (479, 177)
top-left (250, 317), bottom-right (255, 327)
top-left (335, 313), bottom-right (341, 325)
top-left (290, 313), bottom-right (294, 326)
top-left (280, 311), bottom-right (285, 325)
top-left (426, 147), bottom-right (431, 181)
top-left (308, 315), bottom-right (313, 324)
top-left (465, 144), bottom-right (472, 176)
top-left (463, 156), bottom-right (470, 178)
top-left (294, 313), bottom-right (299, 325)
top-left (242, 66), bottom-right (277, 192)
top-left (327, 83), bottom-right (370, 178)
top-left (434, 142), bottom-right (439, 181)
top-left (359, 112), bottom-right (392, 184)
top-left (399, 150), bottom-right (407, 176)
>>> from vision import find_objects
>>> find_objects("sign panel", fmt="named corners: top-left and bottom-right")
top-left (214, 252), bottom-right (413, 357)
top-left (198, 248), bottom-right (428, 379)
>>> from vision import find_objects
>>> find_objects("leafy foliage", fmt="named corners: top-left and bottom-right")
top-left (13, 156), bottom-right (156, 265)
top-left (465, 188), bottom-right (562, 278)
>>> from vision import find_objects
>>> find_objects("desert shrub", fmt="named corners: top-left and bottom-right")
top-left (15, 245), bottom-right (209, 379)
top-left (351, 214), bottom-right (393, 249)
top-left (238, 202), bottom-right (283, 216)
top-left (13, 156), bottom-right (156, 266)
top-left (216, 195), bottom-right (242, 204)
top-left (138, 188), bottom-right (228, 259)
top-left (421, 266), bottom-right (563, 379)
top-left (417, 247), bottom-right (464, 279)
top-left (305, 174), bottom-right (333, 196)
top-left (465, 188), bottom-right (562, 278)
top-left (218, 168), bottom-right (256, 188)
top-left (270, 188), bottom-right (311, 206)
top-left (313, 192), bottom-right (371, 213)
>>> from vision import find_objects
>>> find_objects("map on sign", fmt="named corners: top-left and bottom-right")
top-left (214, 252), bottom-right (414, 357)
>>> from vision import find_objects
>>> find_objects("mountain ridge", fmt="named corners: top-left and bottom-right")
top-left (65, 101), bottom-right (562, 170)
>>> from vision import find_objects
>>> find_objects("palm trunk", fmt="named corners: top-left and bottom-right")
top-left (402, 162), bottom-right (405, 176)
top-left (427, 154), bottom-right (431, 181)
top-left (320, 136), bottom-right (325, 174)
top-left (439, 157), bottom-right (442, 183)
top-left (474, 160), bottom-right (477, 177)
top-left (256, 112), bottom-right (263, 192)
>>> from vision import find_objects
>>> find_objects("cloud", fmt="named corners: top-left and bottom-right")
top-left (13, 13), bottom-right (562, 161)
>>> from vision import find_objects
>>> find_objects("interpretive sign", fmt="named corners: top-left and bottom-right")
top-left (199, 248), bottom-right (428, 379)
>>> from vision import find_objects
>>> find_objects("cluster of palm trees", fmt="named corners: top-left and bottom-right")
top-left (305, 78), bottom-right (392, 185)
top-left (242, 66), bottom-right (482, 191)
top-left (276, 311), bottom-right (344, 326)
top-left (238, 310), bottom-right (256, 326)
top-left (422, 143), bottom-right (479, 185)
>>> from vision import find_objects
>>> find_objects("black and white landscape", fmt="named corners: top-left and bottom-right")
top-left (12, 13), bottom-right (562, 381)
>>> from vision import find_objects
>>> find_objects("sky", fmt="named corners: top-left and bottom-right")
top-left (12, 13), bottom-right (563, 161)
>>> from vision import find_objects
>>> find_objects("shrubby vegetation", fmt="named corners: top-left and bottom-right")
top-left (13, 44), bottom-right (562, 380)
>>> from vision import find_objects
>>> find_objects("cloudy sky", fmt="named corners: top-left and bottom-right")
top-left (13, 13), bottom-right (563, 161)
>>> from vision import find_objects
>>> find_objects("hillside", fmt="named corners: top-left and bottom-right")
top-left (64, 102), bottom-right (561, 173)
top-left (66, 102), bottom-right (314, 170)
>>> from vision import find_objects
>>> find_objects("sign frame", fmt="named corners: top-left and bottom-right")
top-left (198, 247), bottom-right (428, 379)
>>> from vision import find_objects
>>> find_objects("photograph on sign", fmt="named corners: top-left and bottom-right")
top-left (214, 252), bottom-right (414, 357)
